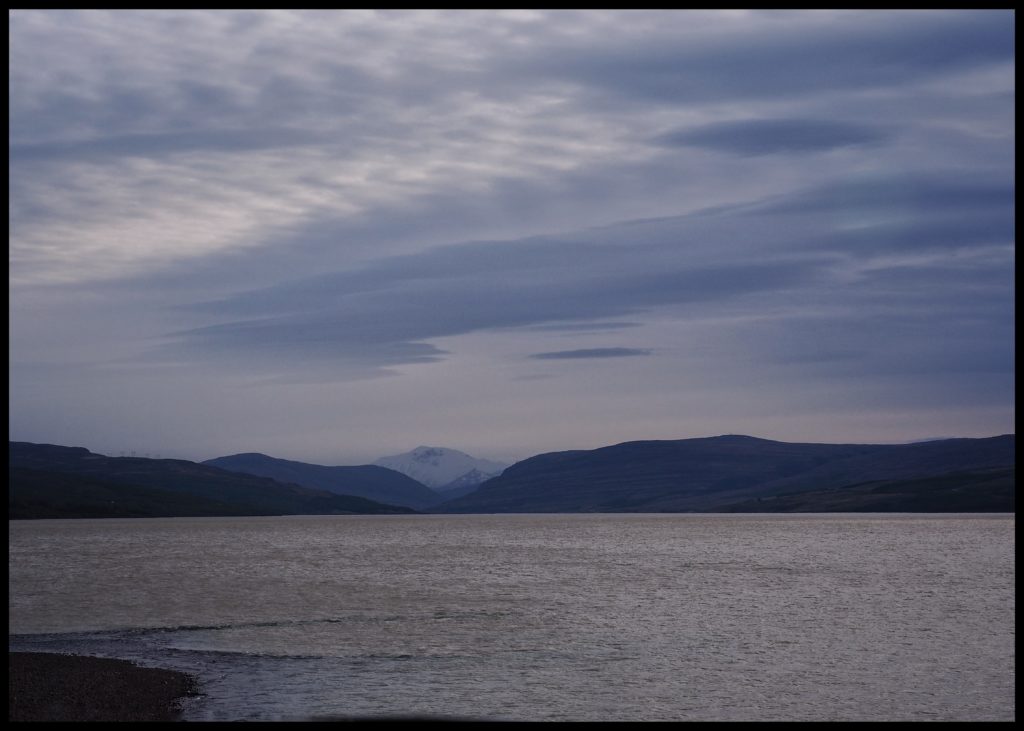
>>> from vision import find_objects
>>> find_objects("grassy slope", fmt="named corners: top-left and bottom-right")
top-left (9, 443), bottom-right (417, 518)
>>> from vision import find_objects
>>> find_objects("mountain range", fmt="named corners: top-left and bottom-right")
top-left (200, 448), bottom-right (509, 508)
top-left (437, 434), bottom-right (1015, 513)
top-left (9, 434), bottom-right (1014, 519)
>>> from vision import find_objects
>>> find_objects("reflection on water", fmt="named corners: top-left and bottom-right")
top-left (9, 514), bottom-right (1016, 721)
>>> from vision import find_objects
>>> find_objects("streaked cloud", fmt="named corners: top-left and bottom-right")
top-left (9, 127), bottom-right (330, 163)
top-left (518, 322), bottom-right (643, 333)
top-left (530, 348), bottom-right (653, 360)
top-left (8, 9), bottom-right (1015, 463)
top-left (657, 118), bottom-right (891, 156)
top-left (519, 9), bottom-right (1014, 104)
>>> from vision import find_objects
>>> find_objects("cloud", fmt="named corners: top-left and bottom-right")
top-left (749, 174), bottom-right (1016, 218)
top-left (8, 10), bottom-right (1015, 460)
top-left (148, 157), bottom-right (1012, 378)
top-left (518, 10), bottom-right (1014, 105)
top-left (161, 227), bottom-right (827, 374)
top-left (9, 128), bottom-right (330, 163)
top-left (10, 10), bottom-right (1014, 288)
top-left (529, 348), bottom-right (653, 360)
top-left (517, 322), bottom-right (643, 333)
top-left (657, 118), bottom-right (890, 156)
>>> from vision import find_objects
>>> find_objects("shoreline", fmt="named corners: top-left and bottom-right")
top-left (9, 652), bottom-right (199, 722)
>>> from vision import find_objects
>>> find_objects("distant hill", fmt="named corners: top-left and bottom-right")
top-left (718, 467), bottom-right (1014, 513)
top-left (436, 434), bottom-right (1015, 513)
top-left (432, 468), bottom-right (498, 502)
top-left (202, 452), bottom-right (440, 510)
top-left (374, 446), bottom-right (507, 491)
top-left (9, 442), bottom-right (416, 519)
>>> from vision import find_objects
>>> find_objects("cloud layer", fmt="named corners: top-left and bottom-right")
top-left (658, 118), bottom-right (891, 156)
top-left (530, 348), bottom-right (654, 360)
top-left (9, 9), bottom-right (1015, 463)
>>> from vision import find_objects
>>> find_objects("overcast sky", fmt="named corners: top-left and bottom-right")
top-left (9, 9), bottom-right (1015, 465)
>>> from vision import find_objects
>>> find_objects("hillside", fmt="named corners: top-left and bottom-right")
top-left (719, 467), bottom-right (1015, 513)
top-left (202, 452), bottom-right (440, 510)
top-left (9, 442), bottom-right (416, 519)
top-left (435, 434), bottom-right (1015, 513)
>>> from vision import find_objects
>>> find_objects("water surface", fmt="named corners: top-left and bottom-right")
top-left (8, 513), bottom-right (1015, 721)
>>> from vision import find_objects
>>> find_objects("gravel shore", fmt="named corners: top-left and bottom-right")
top-left (9, 652), bottom-right (199, 722)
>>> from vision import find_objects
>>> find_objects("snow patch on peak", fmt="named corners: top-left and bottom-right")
top-left (410, 447), bottom-right (448, 465)
top-left (374, 447), bottom-right (508, 489)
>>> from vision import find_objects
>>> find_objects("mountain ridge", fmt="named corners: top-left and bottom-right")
top-left (436, 434), bottom-right (1015, 513)
top-left (202, 452), bottom-right (440, 510)
top-left (9, 442), bottom-right (416, 519)
top-left (10, 434), bottom-right (1014, 517)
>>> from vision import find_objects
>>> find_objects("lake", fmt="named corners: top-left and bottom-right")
top-left (8, 513), bottom-right (1015, 721)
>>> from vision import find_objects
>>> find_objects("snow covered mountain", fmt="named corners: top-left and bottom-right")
top-left (374, 447), bottom-right (508, 490)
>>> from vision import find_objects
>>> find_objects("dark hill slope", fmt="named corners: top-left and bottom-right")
top-left (9, 442), bottom-right (415, 519)
top-left (202, 453), bottom-right (440, 510)
top-left (10, 467), bottom-right (258, 519)
top-left (719, 467), bottom-right (1014, 513)
top-left (437, 435), bottom-right (1015, 513)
